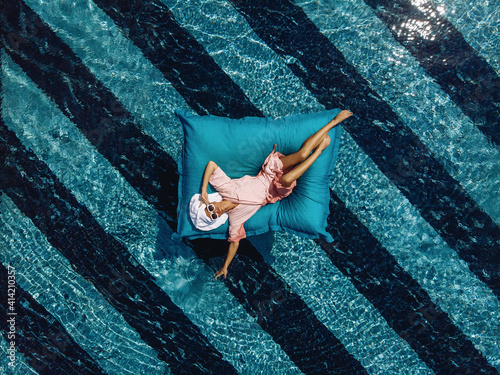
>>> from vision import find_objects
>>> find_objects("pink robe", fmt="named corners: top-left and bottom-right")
top-left (209, 145), bottom-right (296, 242)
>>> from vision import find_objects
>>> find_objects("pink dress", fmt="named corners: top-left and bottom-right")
top-left (209, 145), bottom-right (297, 242)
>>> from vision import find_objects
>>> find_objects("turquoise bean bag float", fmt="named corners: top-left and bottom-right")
top-left (173, 109), bottom-right (343, 243)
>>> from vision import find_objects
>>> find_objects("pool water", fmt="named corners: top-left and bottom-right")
top-left (1, 0), bottom-right (499, 374)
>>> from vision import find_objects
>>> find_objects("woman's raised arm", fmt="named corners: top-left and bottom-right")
top-left (201, 161), bottom-right (219, 204)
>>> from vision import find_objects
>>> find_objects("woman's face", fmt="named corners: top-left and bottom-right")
top-left (205, 201), bottom-right (224, 219)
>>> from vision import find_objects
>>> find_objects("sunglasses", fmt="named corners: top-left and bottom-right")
top-left (207, 203), bottom-right (219, 220)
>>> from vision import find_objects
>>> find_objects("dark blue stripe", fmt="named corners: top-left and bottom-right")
top-left (228, 0), bottom-right (500, 299)
top-left (364, 0), bottom-right (500, 146)
top-left (192, 238), bottom-right (368, 375)
top-left (1, 4), bottom-right (367, 373)
top-left (93, 0), bottom-right (262, 118)
top-left (0, 116), bottom-right (236, 375)
top-left (0, 263), bottom-right (105, 374)
top-left (319, 191), bottom-right (498, 374)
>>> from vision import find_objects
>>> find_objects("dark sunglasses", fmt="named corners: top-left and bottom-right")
top-left (207, 203), bottom-right (219, 220)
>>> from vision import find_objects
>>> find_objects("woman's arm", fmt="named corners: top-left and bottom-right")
top-left (201, 161), bottom-right (218, 204)
top-left (214, 241), bottom-right (239, 279)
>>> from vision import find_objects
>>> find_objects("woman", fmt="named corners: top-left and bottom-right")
top-left (191, 110), bottom-right (353, 279)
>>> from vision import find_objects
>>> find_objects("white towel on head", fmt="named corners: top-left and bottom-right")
top-left (189, 193), bottom-right (228, 231)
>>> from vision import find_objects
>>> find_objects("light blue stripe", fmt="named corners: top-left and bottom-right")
top-left (0, 335), bottom-right (37, 375)
top-left (0, 195), bottom-right (170, 374)
top-left (430, 0), bottom-right (500, 74)
top-left (1, 51), bottom-right (302, 375)
top-left (297, 0), bottom-right (500, 226)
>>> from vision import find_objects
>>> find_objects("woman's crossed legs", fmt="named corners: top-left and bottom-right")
top-left (279, 110), bottom-right (352, 187)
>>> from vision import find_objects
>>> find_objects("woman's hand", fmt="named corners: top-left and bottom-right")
top-left (201, 161), bottom-right (219, 206)
top-left (214, 268), bottom-right (227, 279)
top-left (201, 189), bottom-right (210, 206)
top-left (215, 241), bottom-right (239, 280)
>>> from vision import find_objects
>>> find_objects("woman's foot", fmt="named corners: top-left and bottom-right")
top-left (333, 110), bottom-right (353, 124)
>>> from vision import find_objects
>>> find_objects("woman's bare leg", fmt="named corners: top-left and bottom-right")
top-left (280, 110), bottom-right (352, 171)
top-left (280, 135), bottom-right (331, 187)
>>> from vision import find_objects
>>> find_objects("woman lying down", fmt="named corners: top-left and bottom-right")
top-left (189, 110), bottom-right (353, 279)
